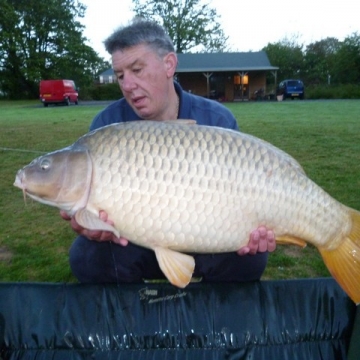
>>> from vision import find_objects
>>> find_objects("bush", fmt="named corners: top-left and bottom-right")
top-left (305, 84), bottom-right (360, 99)
top-left (79, 83), bottom-right (123, 101)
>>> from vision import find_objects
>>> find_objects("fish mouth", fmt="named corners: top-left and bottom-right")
top-left (14, 170), bottom-right (25, 190)
top-left (14, 174), bottom-right (37, 197)
top-left (14, 171), bottom-right (29, 203)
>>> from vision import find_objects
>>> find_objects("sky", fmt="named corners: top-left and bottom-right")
top-left (80, 0), bottom-right (360, 61)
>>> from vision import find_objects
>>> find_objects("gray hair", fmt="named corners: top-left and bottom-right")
top-left (104, 18), bottom-right (175, 57)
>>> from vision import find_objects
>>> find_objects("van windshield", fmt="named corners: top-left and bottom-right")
top-left (287, 81), bottom-right (302, 86)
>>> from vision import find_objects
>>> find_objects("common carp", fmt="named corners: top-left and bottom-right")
top-left (14, 120), bottom-right (360, 303)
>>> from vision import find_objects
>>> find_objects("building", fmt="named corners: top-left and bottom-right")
top-left (99, 51), bottom-right (278, 101)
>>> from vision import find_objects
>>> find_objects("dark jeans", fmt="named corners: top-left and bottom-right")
top-left (69, 235), bottom-right (268, 284)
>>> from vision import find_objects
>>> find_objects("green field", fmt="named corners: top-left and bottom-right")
top-left (0, 100), bottom-right (359, 282)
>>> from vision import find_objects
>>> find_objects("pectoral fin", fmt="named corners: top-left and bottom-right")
top-left (154, 247), bottom-right (195, 288)
top-left (74, 208), bottom-right (120, 238)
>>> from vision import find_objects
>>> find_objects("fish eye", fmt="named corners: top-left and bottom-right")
top-left (40, 158), bottom-right (51, 171)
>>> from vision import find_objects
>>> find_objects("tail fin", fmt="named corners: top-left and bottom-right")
top-left (318, 208), bottom-right (360, 304)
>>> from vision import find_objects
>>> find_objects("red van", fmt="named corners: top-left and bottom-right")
top-left (39, 79), bottom-right (79, 107)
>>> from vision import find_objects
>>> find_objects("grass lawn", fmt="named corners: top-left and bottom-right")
top-left (0, 99), bottom-right (359, 283)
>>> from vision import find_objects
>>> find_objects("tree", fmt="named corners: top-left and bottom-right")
top-left (262, 37), bottom-right (305, 82)
top-left (132, 0), bottom-right (228, 53)
top-left (304, 38), bottom-right (341, 85)
top-left (0, 0), bottom-right (107, 99)
top-left (331, 32), bottom-right (360, 84)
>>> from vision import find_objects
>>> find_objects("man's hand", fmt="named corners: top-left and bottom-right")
top-left (60, 210), bottom-right (129, 246)
top-left (237, 226), bottom-right (276, 256)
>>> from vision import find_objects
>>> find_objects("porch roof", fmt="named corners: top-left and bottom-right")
top-left (99, 51), bottom-right (278, 78)
top-left (176, 51), bottom-right (278, 73)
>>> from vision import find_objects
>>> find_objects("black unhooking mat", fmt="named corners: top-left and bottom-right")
top-left (0, 278), bottom-right (357, 360)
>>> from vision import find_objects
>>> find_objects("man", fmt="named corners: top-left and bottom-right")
top-left (62, 19), bottom-right (276, 284)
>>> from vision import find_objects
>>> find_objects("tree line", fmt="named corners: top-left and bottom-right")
top-left (1, 0), bottom-right (359, 100)
top-left (264, 34), bottom-right (360, 87)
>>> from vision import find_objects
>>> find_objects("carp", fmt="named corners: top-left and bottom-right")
top-left (14, 120), bottom-right (360, 303)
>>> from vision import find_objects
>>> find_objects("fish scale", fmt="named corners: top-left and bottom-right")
top-left (14, 120), bottom-right (360, 303)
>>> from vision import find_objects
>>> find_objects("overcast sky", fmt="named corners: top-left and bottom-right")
top-left (80, 0), bottom-right (360, 60)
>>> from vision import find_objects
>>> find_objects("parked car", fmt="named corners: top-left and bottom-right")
top-left (39, 79), bottom-right (78, 107)
top-left (277, 79), bottom-right (304, 100)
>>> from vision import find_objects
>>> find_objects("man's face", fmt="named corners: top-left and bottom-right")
top-left (112, 44), bottom-right (176, 120)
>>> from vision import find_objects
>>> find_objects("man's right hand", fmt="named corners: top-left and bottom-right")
top-left (60, 210), bottom-right (129, 246)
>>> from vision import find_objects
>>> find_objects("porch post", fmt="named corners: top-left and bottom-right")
top-left (203, 72), bottom-right (213, 98)
top-left (238, 71), bottom-right (248, 101)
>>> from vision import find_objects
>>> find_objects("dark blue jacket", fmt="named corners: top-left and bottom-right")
top-left (90, 82), bottom-right (239, 131)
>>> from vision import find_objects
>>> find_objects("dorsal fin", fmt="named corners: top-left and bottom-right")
top-left (162, 119), bottom-right (196, 125)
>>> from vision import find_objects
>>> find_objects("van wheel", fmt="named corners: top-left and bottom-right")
top-left (43, 103), bottom-right (48, 107)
